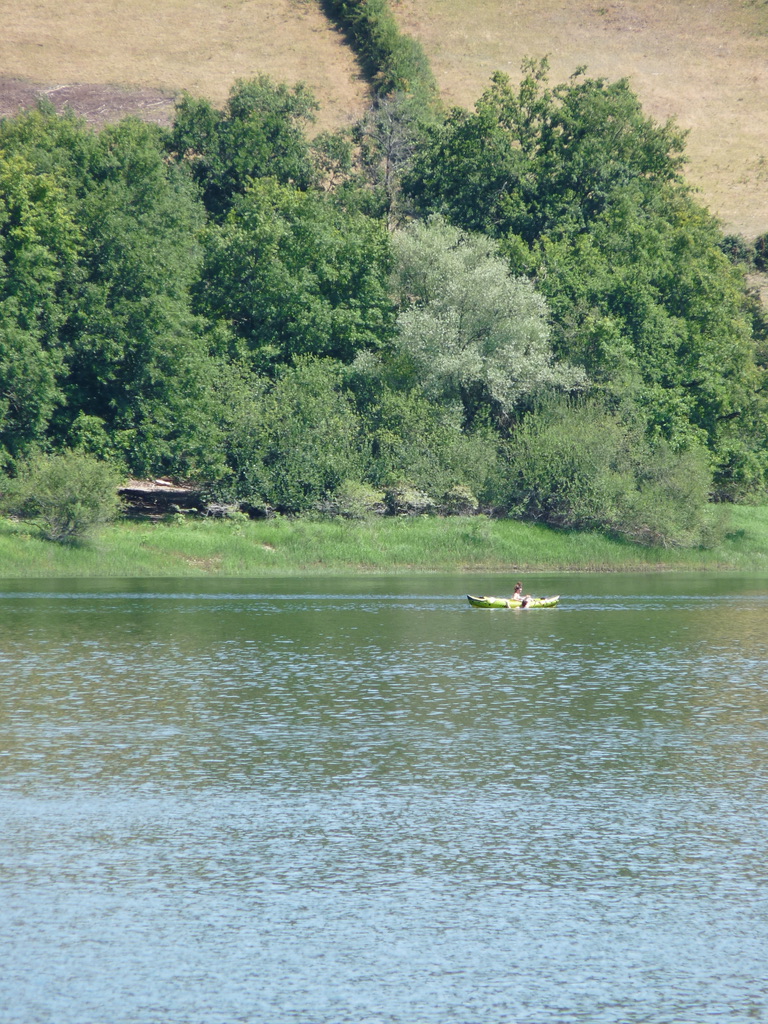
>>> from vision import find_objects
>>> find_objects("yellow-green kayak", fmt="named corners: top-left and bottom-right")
top-left (467, 594), bottom-right (560, 609)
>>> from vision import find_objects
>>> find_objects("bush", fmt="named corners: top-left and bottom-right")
top-left (318, 480), bottom-right (386, 518)
top-left (719, 233), bottom-right (756, 267)
top-left (347, 363), bottom-right (503, 498)
top-left (440, 485), bottom-right (479, 516)
top-left (754, 232), bottom-right (768, 272)
top-left (384, 484), bottom-right (436, 516)
top-left (322, 0), bottom-right (438, 105)
top-left (2, 450), bottom-right (123, 542)
top-left (497, 398), bottom-right (718, 547)
top-left (218, 359), bottom-right (366, 513)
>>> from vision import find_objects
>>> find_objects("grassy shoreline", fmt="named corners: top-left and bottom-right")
top-left (2, 507), bottom-right (768, 577)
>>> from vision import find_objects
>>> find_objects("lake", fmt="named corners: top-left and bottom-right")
top-left (1, 573), bottom-right (767, 1024)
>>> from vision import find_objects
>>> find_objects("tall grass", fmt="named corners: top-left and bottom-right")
top-left (3, 508), bottom-right (768, 577)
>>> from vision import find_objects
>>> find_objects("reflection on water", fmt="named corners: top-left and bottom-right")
top-left (1, 575), bottom-right (767, 1024)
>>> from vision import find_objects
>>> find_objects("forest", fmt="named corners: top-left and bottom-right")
top-left (2, 42), bottom-right (768, 547)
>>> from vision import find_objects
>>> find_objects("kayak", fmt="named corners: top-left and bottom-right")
top-left (467, 594), bottom-right (560, 609)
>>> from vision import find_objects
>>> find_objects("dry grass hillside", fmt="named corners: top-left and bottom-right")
top-left (1, 0), bottom-right (767, 235)
top-left (0, 0), bottom-right (368, 131)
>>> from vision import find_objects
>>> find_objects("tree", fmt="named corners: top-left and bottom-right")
top-left (57, 118), bottom-right (221, 478)
top-left (533, 186), bottom-right (768, 495)
top-left (170, 77), bottom-right (318, 219)
top-left (347, 360), bottom-right (501, 499)
top-left (354, 92), bottom-right (433, 228)
top-left (214, 359), bottom-right (365, 511)
top-left (0, 101), bottom-right (104, 200)
top-left (402, 63), bottom-right (768, 496)
top-left (390, 217), bottom-right (586, 426)
top-left (321, 0), bottom-right (439, 107)
top-left (0, 152), bottom-right (80, 464)
top-left (197, 177), bottom-right (394, 368)
top-left (403, 59), bottom-right (686, 243)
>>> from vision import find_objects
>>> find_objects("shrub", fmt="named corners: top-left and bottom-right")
top-left (319, 480), bottom-right (386, 518)
top-left (440, 485), bottom-right (479, 516)
top-left (497, 398), bottom-right (718, 547)
top-left (384, 484), bottom-right (436, 516)
top-left (754, 232), bottom-right (768, 272)
top-left (322, 0), bottom-right (438, 105)
top-left (348, 362), bottom-right (503, 498)
top-left (719, 233), bottom-right (756, 267)
top-left (2, 450), bottom-right (123, 542)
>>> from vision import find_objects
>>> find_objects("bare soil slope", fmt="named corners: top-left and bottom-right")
top-left (398, 0), bottom-right (768, 236)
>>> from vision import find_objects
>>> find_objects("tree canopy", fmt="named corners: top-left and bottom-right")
top-left (1, 62), bottom-right (766, 542)
top-left (390, 217), bottom-right (586, 425)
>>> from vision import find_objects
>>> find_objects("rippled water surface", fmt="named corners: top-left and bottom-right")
top-left (1, 574), bottom-right (767, 1023)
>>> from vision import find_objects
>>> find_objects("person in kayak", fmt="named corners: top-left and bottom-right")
top-left (514, 581), bottom-right (533, 607)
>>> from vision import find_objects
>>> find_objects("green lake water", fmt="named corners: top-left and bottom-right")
top-left (1, 573), bottom-right (767, 1023)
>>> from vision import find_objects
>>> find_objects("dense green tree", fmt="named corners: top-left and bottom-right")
top-left (0, 152), bottom-right (80, 463)
top-left (402, 63), bottom-right (768, 496)
top-left (170, 77), bottom-right (318, 219)
top-left (0, 101), bottom-right (104, 200)
top-left (0, 108), bottom-right (223, 478)
top-left (197, 177), bottom-right (394, 368)
top-left (403, 59), bottom-right (685, 242)
top-left (1, 69), bottom-right (764, 517)
top-left (532, 187), bottom-right (768, 495)
top-left (57, 118), bottom-right (220, 477)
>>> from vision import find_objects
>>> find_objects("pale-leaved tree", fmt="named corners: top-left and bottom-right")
top-left (390, 217), bottom-right (586, 424)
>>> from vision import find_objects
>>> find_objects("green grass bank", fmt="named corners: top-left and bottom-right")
top-left (3, 507), bottom-right (768, 577)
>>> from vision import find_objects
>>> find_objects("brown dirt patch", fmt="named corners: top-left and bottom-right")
top-left (0, 76), bottom-right (176, 127)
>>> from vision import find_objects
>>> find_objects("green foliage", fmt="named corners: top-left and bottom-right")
top-left (215, 359), bottom-right (365, 512)
top-left (404, 59), bottom-right (686, 241)
top-left (390, 217), bottom-right (586, 424)
top-left (384, 484), bottom-right (436, 516)
top-left (499, 397), bottom-right (721, 546)
top-left (321, 0), bottom-right (439, 107)
top-left (197, 177), bottom-right (394, 367)
top-left (0, 102), bottom-right (104, 200)
top-left (320, 479), bottom-right (386, 518)
top-left (402, 61), bottom-right (768, 496)
top-left (754, 232), bottom-right (768, 272)
top-left (58, 118), bottom-right (219, 478)
top-left (535, 188), bottom-right (768, 493)
top-left (2, 450), bottom-right (122, 542)
top-left (348, 355), bottom-right (501, 497)
top-left (0, 107), bottom-right (223, 481)
top-left (719, 233), bottom-right (758, 268)
top-left (440, 484), bottom-right (479, 516)
top-left (0, 151), bottom-right (80, 463)
top-left (170, 77), bottom-right (318, 219)
top-left (0, 65), bottom-right (765, 534)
